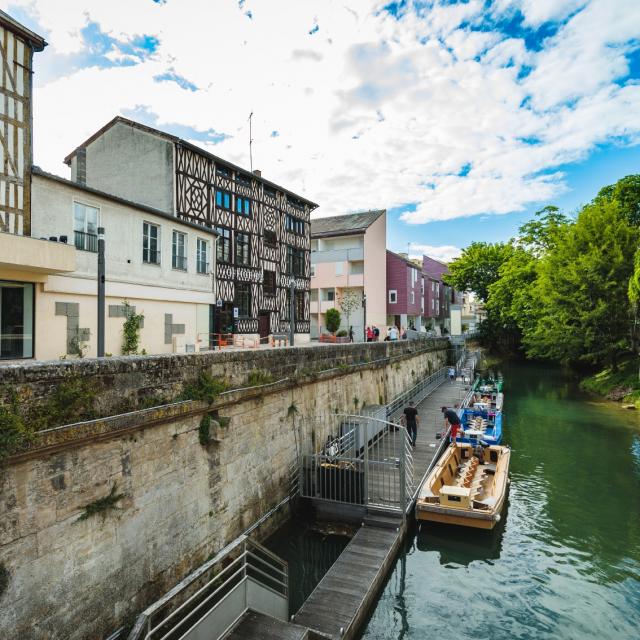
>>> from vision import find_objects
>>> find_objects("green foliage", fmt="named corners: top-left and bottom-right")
top-left (445, 242), bottom-right (514, 302)
top-left (325, 308), bottom-right (341, 334)
top-left (287, 402), bottom-right (299, 419)
top-left (336, 329), bottom-right (348, 337)
top-left (246, 369), bottom-right (274, 386)
top-left (594, 174), bottom-right (640, 226)
top-left (181, 372), bottom-right (228, 404)
top-left (523, 200), bottom-right (638, 368)
top-left (78, 483), bottom-right (125, 521)
top-left (0, 401), bottom-right (33, 460)
top-left (31, 375), bottom-right (97, 431)
top-left (121, 301), bottom-right (145, 355)
top-left (516, 205), bottom-right (570, 256)
top-left (198, 415), bottom-right (211, 445)
top-left (580, 357), bottom-right (639, 401)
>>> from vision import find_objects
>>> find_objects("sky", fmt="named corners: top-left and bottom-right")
top-left (4, 0), bottom-right (640, 263)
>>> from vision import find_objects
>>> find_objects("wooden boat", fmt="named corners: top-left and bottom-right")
top-left (415, 442), bottom-right (510, 529)
top-left (469, 376), bottom-right (504, 412)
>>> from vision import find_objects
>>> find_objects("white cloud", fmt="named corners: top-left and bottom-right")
top-left (2, 0), bottom-right (639, 229)
top-left (409, 244), bottom-right (462, 263)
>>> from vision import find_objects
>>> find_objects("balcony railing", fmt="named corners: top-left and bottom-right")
top-left (311, 247), bottom-right (364, 264)
top-left (74, 230), bottom-right (97, 252)
top-left (196, 261), bottom-right (210, 275)
top-left (172, 255), bottom-right (187, 271)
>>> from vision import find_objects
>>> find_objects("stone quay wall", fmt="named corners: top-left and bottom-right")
top-left (0, 339), bottom-right (449, 640)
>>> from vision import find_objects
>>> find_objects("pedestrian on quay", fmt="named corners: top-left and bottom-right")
top-left (402, 401), bottom-right (419, 447)
top-left (373, 326), bottom-right (380, 341)
top-left (442, 405), bottom-right (461, 441)
top-left (448, 366), bottom-right (456, 382)
top-left (366, 326), bottom-right (374, 342)
top-left (349, 325), bottom-right (354, 342)
top-left (389, 325), bottom-right (399, 341)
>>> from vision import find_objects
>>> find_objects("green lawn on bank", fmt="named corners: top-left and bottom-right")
top-left (580, 357), bottom-right (640, 406)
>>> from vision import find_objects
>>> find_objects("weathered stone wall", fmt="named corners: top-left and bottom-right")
top-left (0, 341), bottom-right (447, 640)
top-left (0, 338), bottom-right (450, 421)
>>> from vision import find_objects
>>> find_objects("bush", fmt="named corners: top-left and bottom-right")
top-left (246, 369), bottom-right (275, 386)
top-left (181, 372), bottom-right (228, 404)
top-left (0, 403), bottom-right (33, 460)
top-left (325, 308), bottom-right (341, 334)
top-left (336, 329), bottom-right (348, 337)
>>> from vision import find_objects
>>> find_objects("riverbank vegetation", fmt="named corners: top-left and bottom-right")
top-left (445, 174), bottom-right (640, 405)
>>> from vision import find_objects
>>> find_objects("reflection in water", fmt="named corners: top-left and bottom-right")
top-left (263, 518), bottom-right (350, 617)
top-left (361, 362), bottom-right (640, 640)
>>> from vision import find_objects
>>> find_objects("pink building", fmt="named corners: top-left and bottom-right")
top-left (422, 256), bottom-right (460, 333)
top-left (310, 210), bottom-right (387, 340)
top-left (386, 251), bottom-right (424, 332)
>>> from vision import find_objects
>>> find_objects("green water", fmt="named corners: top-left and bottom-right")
top-left (361, 362), bottom-right (640, 640)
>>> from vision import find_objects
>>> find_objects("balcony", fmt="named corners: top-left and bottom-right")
top-left (74, 230), bottom-right (97, 252)
top-left (0, 232), bottom-right (76, 275)
top-left (311, 247), bottom-right (364, 264)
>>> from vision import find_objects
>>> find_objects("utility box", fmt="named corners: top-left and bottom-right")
top-left (440, 485), bottom-right (471, 509)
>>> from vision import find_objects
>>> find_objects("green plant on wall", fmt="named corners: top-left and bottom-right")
top-left (181, 372), bottom-right (228, 404)
top-left (247, 369), bottom-right (274, 386)
top-left (31, 375), bottom-right (97, 431)
top-left (121, 301), bottom-right (145, 355)
top-left (199, 415), bottom-right (212, 445)
top-left (0, 399), bottom-right (33, 460)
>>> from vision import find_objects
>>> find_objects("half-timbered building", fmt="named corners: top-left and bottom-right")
top-left (64, 117), bottom-right (318, 340)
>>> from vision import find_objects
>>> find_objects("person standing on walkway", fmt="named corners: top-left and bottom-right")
top-left (448, 366), bottom-right (456, 382)
top-left (349, 325), bottom-right (354, 342)
top-left (373, 326), bottom-right (380, 341)
top-left (442, 405), bottom-right (461, 442)
top-left (366, 326), bottom-right (374, 342)
top-left (402, 401), bottom-right (419, 447)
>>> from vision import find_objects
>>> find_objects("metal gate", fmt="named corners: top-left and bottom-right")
top-left (299, 412), bottom-right (414, 516)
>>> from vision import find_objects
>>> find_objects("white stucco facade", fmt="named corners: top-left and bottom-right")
top-left (30, 171), bottom-right (217, 360)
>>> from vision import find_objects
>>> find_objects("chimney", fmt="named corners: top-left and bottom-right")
top-left (74, 147), bottom-right (87, 186)
top-left (253, 169), bottom-right (261, 178)
top-left (399, 252), bottom-right (408, 259)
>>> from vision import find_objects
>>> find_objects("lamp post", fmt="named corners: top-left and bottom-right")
top-left (97, 226), bottom-right (105, 357)
top-left (362, 291), bottom-right (367, 342)
top-left (289, 278), bottom-right (295, 346)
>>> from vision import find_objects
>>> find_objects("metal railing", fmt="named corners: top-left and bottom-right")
top-left (127, 535), bottom-right (288, 640)
top-left (73, 230), bottom-right (97, 252)
top-left (386, 367), bottom-right (449, 420)
top-left (299, 412), bottom-right (413, 515)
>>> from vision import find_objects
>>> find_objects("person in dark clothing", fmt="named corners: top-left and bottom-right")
top-left (402, 401), bottom-right (419, 447)
top-left (373, 326), bottom-right (380, 341)
top-left (348, 325), bottom-right (354, 342)
top-left (441, 406), bottom-right (461, 441)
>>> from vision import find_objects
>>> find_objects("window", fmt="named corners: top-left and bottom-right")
top-left (295, 291), bottom-right (305, 319)
top-left (216, 165), bottom-right (231, 178)
top-left (215, 189), bottom-right (232, 210)
top-left (216, 226), bottom-right (232, 263)
top-left (287, 246), bottom-right (305, 276)
top-left (264, 186), bottom-right (277, 198)
top-left (310, 289), bottom-right (318, 302)
top-left (73, 202), bottom-right (99, 252)
top-left (389, 290), bottom-right (397, 304)
top-left (143, 222), bottom-right (161, 264)
top-left (0, 281), bottom-right (34, 359)
top-left (235, 282), bottom-right (251, 317)
top-left (323, 289), bottom-right (335, 302)
top-left (335, 262), bottom-right (344, 276)
top-left (197, 238), bottom-right (209, 274)
top-left (350, 261), bottom-right (364, 275)
top-left (310, 264), bottom-right (316, 277)
top-left (264, 229), bottom-right (277, 247)
top-left (236, 173), bottom-right (251, 187)
top-left (285, 214), bottom-right (304, 235)
top-left (287, 196), bottom-right (304, 211)
top-left (236, 232), bottom-right (250, 266)
top-left (411, 291), bottom-right (415, 304)
top-left (263, 270), bottom-right (276, 295)
top-left (235, 196), bottom-right (251, 217)
top-left (172, 231), bottom-right (187, 270)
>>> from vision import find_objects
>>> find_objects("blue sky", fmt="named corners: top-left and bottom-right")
top-left (3, 0), bottom-right (640, 262)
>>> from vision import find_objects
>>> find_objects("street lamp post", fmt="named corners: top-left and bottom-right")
top-left (97, 226), bottom-right (105, 357)
top-left (362, 292), bottom-right (367, 342)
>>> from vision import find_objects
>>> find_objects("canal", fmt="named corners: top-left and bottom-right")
top-left (359, 361), bottom-right (640, 639)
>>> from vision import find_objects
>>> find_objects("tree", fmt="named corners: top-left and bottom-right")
top-left (523, 200), bottom-right (638, 368)
top-left (338, 289), bottom-right (361, 329)
top-left (516, 205), bottom-right (570, 256)
top-left (444, 242), bottom-right (514, 302)
top-left (594, 174), bottom-right (640, 226)
top-left (325, 308), bottom-right (341, 334)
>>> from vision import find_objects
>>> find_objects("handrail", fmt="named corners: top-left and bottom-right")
top-left (128, 535), bottom-right (288, 640)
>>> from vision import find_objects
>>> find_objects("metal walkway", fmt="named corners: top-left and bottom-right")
top-left (289, 377), bottom-right (468, 640)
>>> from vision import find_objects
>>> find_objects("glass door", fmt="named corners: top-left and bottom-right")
top-left (0, 281), bottom-right (34, 359)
